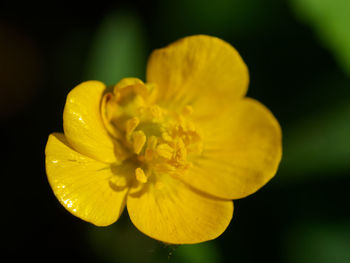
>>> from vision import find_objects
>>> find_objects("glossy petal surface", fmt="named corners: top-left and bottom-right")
top-left (181, 98), bottom-right (282, 199)
top-left (45, 133), bottom-right (128, 226)
top-left (63, 81), bottom-right (118, 163)
top-left (127, 174), bottom-right (233, 244)
top-left (146, 35), bottom-right (249, 117)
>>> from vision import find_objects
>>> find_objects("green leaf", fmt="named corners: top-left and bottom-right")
top-left (85, 11), bottom-right (146, 85)
top-left (290, 0), bottom-right (350, 75)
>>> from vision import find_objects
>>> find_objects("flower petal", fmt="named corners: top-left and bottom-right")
top-left (127, 174), bottom-right (233, 244)
top-left (45, 133), bottom-right (128, 226)
top-left (181, 98), bottom-right (282, 199)
top-left (63, 81), bottom-right (118, 163)
top-left (146, 35), bottom-right (249, 116)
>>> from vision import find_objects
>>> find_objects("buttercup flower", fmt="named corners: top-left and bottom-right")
top-left (45, 35), bottom-right (282, 244)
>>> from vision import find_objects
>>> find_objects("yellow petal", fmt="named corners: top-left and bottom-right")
top-left (127, 174), bottom-right (233, 244)
top-left (63, 81), bottom-right (118, 163)
top-left (181, 98), bottom-right (282, 199)
top-left (45, 133), bottom-right (128, 226)
top-left (146, 35), bottom-right (249, 117)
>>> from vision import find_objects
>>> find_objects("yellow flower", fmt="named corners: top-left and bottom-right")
top-left (45, 35), bottom-right (282, 244)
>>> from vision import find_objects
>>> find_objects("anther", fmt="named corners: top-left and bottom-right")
top-left (135, 167), bottom-right (147, 183)
top-left (147, 136), bottom-right (158, 149)
top-left (109, 175), bottom-right (128, 189)
top-left (132, 130), bottom-right (146, 154)
top-left (161, 132), bottom-right (172, 142)
top-left (150, 105), bottom-right (162, 120)
top-left (145, 136), bottom-right (158, 161)
top-left (156, 144), bottom-right (174, 159)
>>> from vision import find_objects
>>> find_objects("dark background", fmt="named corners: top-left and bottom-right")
top-left (1, 0), bottom-right (350, 262)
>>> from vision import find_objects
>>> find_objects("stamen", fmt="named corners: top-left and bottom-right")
top-left (145, 136), bottom-right (158, 161)
top-left (135, 167), bottom-right (147, 183)
top-left (147, 136), bottom-right (158, 149)
top-left (161, 132), bottom-right (172, 142)
top-left (174, 139), bottom-right (187, 164)
top-left (154, 163), bottom-right (176, 173)
top-left (109, 175), bottom-right (128, 188)
top-left (156, 143), bottom-right (174, 159)
top-left (144, 148), bottom-right (154, 162)
top-left (132, 130), bottom-right (146, 154)
top-left (102, 78), bottom-right (203, 185)
top-left (150, 105), bottom-right (162, 120)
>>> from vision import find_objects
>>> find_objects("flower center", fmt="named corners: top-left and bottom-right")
top-left (101, 78), bottom-right (203, 187)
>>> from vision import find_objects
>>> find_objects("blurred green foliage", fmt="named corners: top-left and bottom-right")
top-left (280, 101), bottom-right (350, 180)
top-left (87, 215), bottom-right (221, 263)
top-left (290, 0), bottom-right (350, 76)
top-left (285, 222), bottom-right (350, 263)
top-left (158, 0), bottom-right (283, 38)
top-left (85, 11), bottom-right (146, 85)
